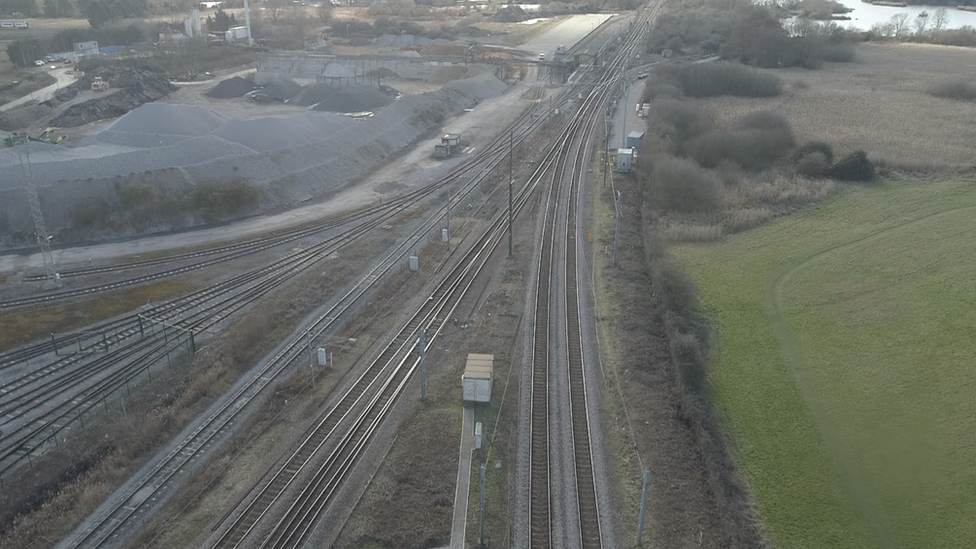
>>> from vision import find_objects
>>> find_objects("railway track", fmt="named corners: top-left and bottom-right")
top-left (209, 84), bottom-right (580, 549)
top-left (0, 80), bottom-right (577, 373)
top-left (52, 69), bottom-right (581, 549)
top-left (526, 3), bottom-right (657, 547)
top-left (212, 15), bottom-right (658, 548)
top-left (0, 92), bottom-right (560, 483)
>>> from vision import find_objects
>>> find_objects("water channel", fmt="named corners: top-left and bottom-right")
top-left (829, 0), bottom-right (976, 30)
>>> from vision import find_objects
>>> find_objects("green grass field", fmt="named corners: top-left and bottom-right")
top-left (672, 180), bottom-right (976, 549)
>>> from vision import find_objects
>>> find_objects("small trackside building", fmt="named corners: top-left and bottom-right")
top-left (617, 148), bottom-right (634, 172)
top-left (626, 130), bottom-right (645, 150)
top-left (462, 353), bottom-right (493, 403)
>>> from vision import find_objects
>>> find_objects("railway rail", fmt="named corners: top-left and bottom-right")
top-left (214, 12), bottom-right (659, 547)
top-left (214, 13), bottom-right (654, 543)
top-left (0, 88), bottom-right (563, 485)
top-left (52, 66), bottom-right (583, 548)
top-left (526, 3), bottom-right (657, 547)
top-left (210, 83), bottom-right (582, 549)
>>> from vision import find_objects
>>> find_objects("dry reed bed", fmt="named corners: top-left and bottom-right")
top-left (699, 43), bottom-right (976, 172)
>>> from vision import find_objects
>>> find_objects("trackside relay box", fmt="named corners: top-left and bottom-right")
top-left (462, 353), bottom-right (493, 403)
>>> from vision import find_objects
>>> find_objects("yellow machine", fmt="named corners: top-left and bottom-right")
top-left (90, 76), bottom-right (109, 92)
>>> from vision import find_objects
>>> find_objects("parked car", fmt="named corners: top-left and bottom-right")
top-left (34, 60), bottom-right (44, 66)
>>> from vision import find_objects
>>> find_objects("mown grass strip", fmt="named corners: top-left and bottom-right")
top-left (672, 180), bottom-right (976, 549)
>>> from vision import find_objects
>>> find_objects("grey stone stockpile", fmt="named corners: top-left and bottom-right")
top-left (0, 76), bottom-right (507, 241)
top-left (311, 86), bottom-right (393, 113)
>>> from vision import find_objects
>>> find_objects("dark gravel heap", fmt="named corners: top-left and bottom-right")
top-left (49, 67), bottom-right (177, 128)
top-left (290, 82), bottom-right (338, 107)
top-left (261, 77), bottom-right (303, 102)
top-left (312, 86), bottom-right (393, 113)
top-left (493, 5), bottom-right (528, 22)
top-left (206, 76), bottom-right (258, 99)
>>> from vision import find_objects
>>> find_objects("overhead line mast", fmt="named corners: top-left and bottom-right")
top-left (4, 133), bottom-right (60, 287)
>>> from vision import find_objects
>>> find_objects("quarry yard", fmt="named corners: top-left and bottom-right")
top-left (0, 67), bottom-right (529, 273)
top-left (0, 11), bottom-right (610, 271)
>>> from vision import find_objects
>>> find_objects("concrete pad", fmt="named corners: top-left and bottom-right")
top-left (521, 13), bottom-right (616, 58)
top-left (439, 403), bottom-right (475, 549)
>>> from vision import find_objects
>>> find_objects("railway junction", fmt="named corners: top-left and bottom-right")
top-left (0, 4), bottom-right (672, 548)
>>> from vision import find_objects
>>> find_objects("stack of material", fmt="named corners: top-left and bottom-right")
top-left (206, 76), bottom-right (259, 98)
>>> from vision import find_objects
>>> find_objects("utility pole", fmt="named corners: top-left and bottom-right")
top-left (478, 462), bottom-right (487, 547)
top-left (307, 328), bottom-right (316, 389)
top-left (509, 130), bottom-right (514, 258)
top-left (620, 75), bottom-right (629, 148)
top-left (636, 468), bottom-right (650, 545)
top-left (446, 191), bottom-right (451, 244)
top-left (242, 0), bottom-right (254, 46)
top-left (417, 328), bottom-right (427, 400)
top-left (5, 134), bottom-right (59, 288)
top-left (603, 110), bottom-right (610, 188)
top-left (547, 95), bottom-right (552, 143)
top-left (613, 191), bottom-right (621, 266)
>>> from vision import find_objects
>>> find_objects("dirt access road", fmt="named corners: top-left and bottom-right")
top-left (0, 67), bottom-right (76, 112)
top-left (522, 13), bottom-right (616, 58)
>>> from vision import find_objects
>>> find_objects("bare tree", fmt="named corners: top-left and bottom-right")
top-left (871, 21), bottom-right (895, 38)
top-left (890, 12), bottom-right (910, 37)
top-left (265, 0), bottom-right (286, 23)
top-left (914, 11), bottom-right (929, 35)
top-left (933, 7), bottom-right (950, 31)
top-left (318, 2), bottom-right (334, 23)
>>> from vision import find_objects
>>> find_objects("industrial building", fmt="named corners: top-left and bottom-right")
top-left (73, 41), bottom-right (99, 55)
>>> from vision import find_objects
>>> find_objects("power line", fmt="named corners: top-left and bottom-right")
top-left (4, 134), bottom-right (60, 287)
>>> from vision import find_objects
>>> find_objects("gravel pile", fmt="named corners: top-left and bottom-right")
top-left (50, 67), bottom-right (177, 128)
top-left (261, 77), bottom-right (303, 102)
top-left (0, 86), bottom-right (483, 238)
top-left (108, 103), bottom-right (226, 136)
top-left (0, 104), bottom-right (53, 131)
top-left (206, 76), bottom-right (258, 99)
top-left (45, 86), bottom-right (80, 107)
top-left (493, 5), bottom-right (528, 22)
top-left (291, 82), bottom-right (338, 107)
top-left (214, 112), bottom-right (355, 152)
top-left (312, 86), bottom-right (393, 113)
top-left (445, 73), bottom-right (508, 101)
